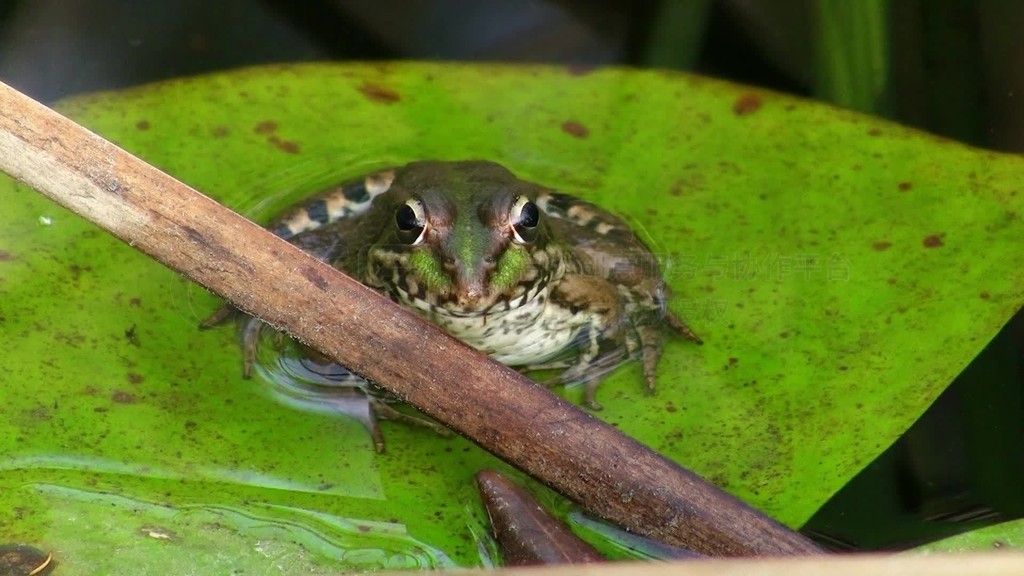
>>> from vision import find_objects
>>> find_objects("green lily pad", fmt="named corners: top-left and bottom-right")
top-left (1, 63), bottom-right (1022, 571)
top-left (917, 518), bottom-right (1024, 553)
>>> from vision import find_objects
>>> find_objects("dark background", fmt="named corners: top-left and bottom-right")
top-left (2, 0), bottom-right (1022, 550)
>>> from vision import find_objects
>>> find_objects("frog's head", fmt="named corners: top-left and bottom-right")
top-left (370, 160), bottom-right (547, 311)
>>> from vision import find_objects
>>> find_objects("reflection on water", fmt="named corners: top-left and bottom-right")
top-left (248, 324), bottom-right (379, 419)
top-left (23, 482), bottom-right (456, 573)
top-left (0, 453), bottom-right (363, 496)
top-left (244, 318), bottom-right (427, 451)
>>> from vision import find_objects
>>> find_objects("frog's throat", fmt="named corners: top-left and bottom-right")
top-left (407, 247), bottom-right (529, 298)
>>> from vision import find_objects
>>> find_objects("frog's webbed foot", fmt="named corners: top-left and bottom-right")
top-left (368, 397), bottom-right (453, 452)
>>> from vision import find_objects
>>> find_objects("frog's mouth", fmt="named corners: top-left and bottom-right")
top-left (397, 281), bottom-right (522, 316)
top-left (392, 272), bottom-right (544, 318)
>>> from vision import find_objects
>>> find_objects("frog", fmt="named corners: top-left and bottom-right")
top-left (203, 160), bottom-right (700, 447)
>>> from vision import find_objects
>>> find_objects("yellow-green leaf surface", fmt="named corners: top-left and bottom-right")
top-left (1, 63), bottom-right (1022, 570)
top-left (918, 519), bottom-right (1024, 553)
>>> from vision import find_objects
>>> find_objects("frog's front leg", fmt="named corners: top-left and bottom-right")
top-left (548, 273), bottom-right (626, 410)
top-left (547, 275), bottom-right (702, 409)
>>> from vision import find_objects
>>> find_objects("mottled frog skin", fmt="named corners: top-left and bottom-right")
top-left (209, 160), bottom-right (699, 423)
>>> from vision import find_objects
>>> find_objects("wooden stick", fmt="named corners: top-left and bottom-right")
top-left (0, 80), bottom-right (822, 557)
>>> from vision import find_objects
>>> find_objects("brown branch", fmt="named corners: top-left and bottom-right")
top-left (477, 469), bottom-right (610, 565)
top-left (0, 80), bottom-right (823, 557)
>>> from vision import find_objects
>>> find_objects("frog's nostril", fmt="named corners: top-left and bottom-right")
top-left (455, 276), bottom-right (486, 304)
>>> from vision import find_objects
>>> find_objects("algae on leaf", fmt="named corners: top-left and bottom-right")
top-left (1, 63), bottom-right (1023, 570)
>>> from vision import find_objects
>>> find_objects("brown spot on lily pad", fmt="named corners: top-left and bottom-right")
top-left (358, 83), bottom-right (401, 104)
top-left (898, 182), bottom-right (912, 192)
top-left (253, 120), bottom-right (277, 134)
top-left (0, 250), bottom-right (14, 261)
top-left (268, 135), bottom-right (301, 154)
top-left (28, 406), bottom-right (51, 421)
top-left (112, 391), bottom-right (137, 404)
top-left (733, 94), bottom-right (763, 116)
top-left (127, 372), bottom-right (144, 384)
top-left (980, 291), bottom-right (991, 300)
top-left (211, 125), bottom-right (230, 138)
top-left (922, 234), bottom-right (945, 248)
top-left (561, 120), bottom-right (589, 138)
top-left (868, 128), bottom-right (882, 136)
top-left (136, 120), bottom-right (150, 131)
top-left (872, 241), bottom-right (892, 251)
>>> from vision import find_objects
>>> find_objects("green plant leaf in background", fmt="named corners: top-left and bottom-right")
top-left (1, 63), bottom-right (1022, 572)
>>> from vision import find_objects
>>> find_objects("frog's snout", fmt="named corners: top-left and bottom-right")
top-left (452, 263), bottom-right (492, 308)
top-left (454, 276), bottom-right (486, 307)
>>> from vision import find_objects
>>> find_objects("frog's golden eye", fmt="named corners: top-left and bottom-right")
top-left (510, 195), bottom-right (540, 244)
top-left (396, 198), bottom-right (428, 245)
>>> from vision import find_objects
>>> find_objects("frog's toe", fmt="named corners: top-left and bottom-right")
top-left (643, 371), bottom-right (658, 394)
top-left (361, 401), bottom-right (397, 454)
top-left (199, 303), bottom-right (237, 329)
top-left (583, 379), bottom-right (604, 411)
top-left (240, 317), bottom-right (265, 378)
top-left (641, 352), bottom-right (661, 392)
top-left (636, 325), bottom-right (666, 392)
top-left (666, 310), bottom-right (702, 344)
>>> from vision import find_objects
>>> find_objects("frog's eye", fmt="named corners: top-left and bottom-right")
top-left (510, 196), bottom-right (540, 244)
top-left (396, 198), bottom-right (428, 245)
